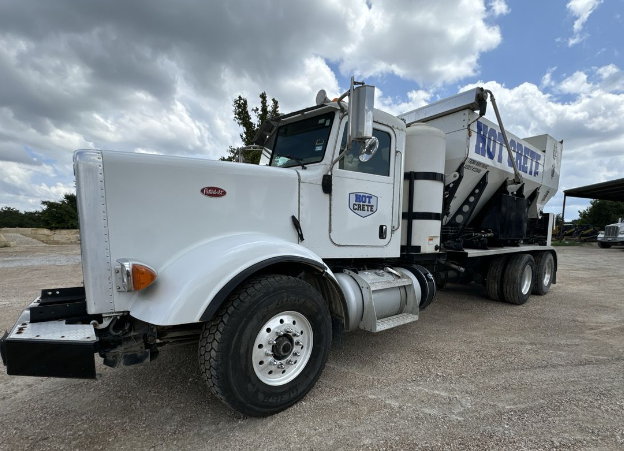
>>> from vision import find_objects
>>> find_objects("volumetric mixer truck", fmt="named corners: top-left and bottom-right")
top-left (1, 79), bottom-right (562, 416)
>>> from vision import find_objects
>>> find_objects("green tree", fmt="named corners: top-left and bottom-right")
top-left (577, 199), bottom-right (624, 228)
top-left (0, 193), bottom-right (78, 229)
top-left (0, 206), bottom-right (42, 227)
top-left (39, 193), bottom-right (79, 229)
top-left (221, 92), bottom-right (280, 164)
top-left (0, 207), bottom-right (24, 227)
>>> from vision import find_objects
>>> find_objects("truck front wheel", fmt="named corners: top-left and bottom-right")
top-left (198, 274), bottom-right (332, 416)
top-left (598, 242), bottom-right (612, 249)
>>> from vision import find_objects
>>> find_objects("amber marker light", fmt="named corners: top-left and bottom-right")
top-left (115, 259), bottom-right (158, 292)
top-left (132, 264), bottom-right (157, 291)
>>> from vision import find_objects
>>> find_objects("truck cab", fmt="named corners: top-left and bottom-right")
top-left (257, 103), bottom-right (407, 258)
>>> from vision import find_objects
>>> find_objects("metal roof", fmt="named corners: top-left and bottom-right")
top-left (564, 177), bottom-right (624, 201)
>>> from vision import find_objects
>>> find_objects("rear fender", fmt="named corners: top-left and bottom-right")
top-left (125, 234), bottom-right (337, 326)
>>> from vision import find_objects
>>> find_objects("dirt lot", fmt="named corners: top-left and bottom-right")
top-left (0, 243), bottom-right (623, 450)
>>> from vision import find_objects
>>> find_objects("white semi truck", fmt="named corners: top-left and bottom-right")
top-left (1, 80), bottom-right (562, 416)
top-left (597, 218), bottom-right (624, 248)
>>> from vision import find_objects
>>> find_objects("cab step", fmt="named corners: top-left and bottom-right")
top-left (373, 313), bottom-right (419, 332)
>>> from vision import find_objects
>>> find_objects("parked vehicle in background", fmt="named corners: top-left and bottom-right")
top-left (598, 218), bottom-right (624, 248)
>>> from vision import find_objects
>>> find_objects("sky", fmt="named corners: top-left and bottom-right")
top-left (0, 0), bottom-right (623, 219)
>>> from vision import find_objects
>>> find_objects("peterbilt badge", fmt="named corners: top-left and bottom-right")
top-left (200, 187), bottom-right (227, 198)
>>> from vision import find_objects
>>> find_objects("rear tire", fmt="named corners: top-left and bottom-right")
top-left (598, 242), bottom-right (612, 249)
top-left (532, 252), bottom-right (554, 295)
top-left (486, 255), bottom-right (508, 302)
top-left (502, 254), bottom-right (535, 305)
top-left (198, 274), bottom-right (331, 417)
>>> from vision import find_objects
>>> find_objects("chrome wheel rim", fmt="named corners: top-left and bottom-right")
top-left (543, 259), bottom-right (553, 286)
top-left (521, 265), bottom-right (533, 295)
top-left (252, 311), bottom-right (313, 386)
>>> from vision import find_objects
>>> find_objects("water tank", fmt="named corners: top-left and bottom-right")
top-left (401, 123), bottom-right (446, 254)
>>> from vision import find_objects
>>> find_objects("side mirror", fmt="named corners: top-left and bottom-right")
top-left (358, 136), bottom-right (379, 162)
top-left (349, 84), bottom-right (375, 142)
top-left (325, 78), bottom-right (376, 183)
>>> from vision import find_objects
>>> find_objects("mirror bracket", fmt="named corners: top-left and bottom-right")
top-left (322, 174), bottom-right (332, 194)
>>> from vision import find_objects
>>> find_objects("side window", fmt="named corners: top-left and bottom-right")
top-left (338, 122), bottom-right (391, 177)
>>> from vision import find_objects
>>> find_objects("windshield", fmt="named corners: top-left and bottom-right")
top-left (269, 112), bottom-right (335, 168)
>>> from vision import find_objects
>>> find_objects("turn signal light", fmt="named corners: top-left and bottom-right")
top-left (115, 259), bottom-right (158, 292)
top-left (132, 264), bottom-right (157, 291)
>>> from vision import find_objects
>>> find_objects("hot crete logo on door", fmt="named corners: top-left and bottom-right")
top-left (349, 192), bottom-right (378, 218)
top-left (200, 186), bottom-right (227, 198)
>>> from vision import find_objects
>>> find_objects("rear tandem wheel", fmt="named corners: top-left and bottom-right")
top-left (532, 251), bottom-right (554, 295)
top-left (502, 253), bottom-right (536, 305)
top-left (486, 255), bottom-right (509, 302)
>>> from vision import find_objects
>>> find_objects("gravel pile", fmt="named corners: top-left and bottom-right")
top-left (2, 233), bottom-right (47, 246)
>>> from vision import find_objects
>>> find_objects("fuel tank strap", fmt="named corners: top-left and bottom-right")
top-left (403, 171), bottom-right (445, 182)
top-left (402, 212), bottom-right (442, 221)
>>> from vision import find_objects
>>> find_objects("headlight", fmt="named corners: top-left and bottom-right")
top-left (598, 232), bottom-right (605, 237)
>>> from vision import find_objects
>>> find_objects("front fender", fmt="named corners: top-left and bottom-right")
top-left (125, 233), bottom-right (333, 326)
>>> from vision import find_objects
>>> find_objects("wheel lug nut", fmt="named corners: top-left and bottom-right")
top-left (276, 331), bottom-right (284, 336)
top-left (295, 340), bottom-right (302, 346)
top-left (285, 327), bottom-right (294, 334)
top-left (267, 339), bottom-right (276, 345)
top-left (292, 332), bottom-right (300, 337)
top-left (293, 351), bottom-right (300, 356)
top-left (286, 359), bottom-right (294, 365)
top-left (265, 351), bottom-right (274, 357)
top-left (270, 359), bottom-right (278, 366)
top-left (277, 362), bottom-right (285, 369)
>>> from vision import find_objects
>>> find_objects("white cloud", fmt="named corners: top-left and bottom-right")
top-left (376, 89), bottom-right (432, 115)
top-left (541, 67), bottom-right (558, 89)
top-left (0, 0), bottom-right (508, 210)
top-left (488, 0), bottom-right (510, 16)
top-left (557, 71), bottom-right (594, 94)
top-left (596, 64), bottom-right (624, 93)
top-left (0, 162), bottom-right (74, 211)
top-left (566, 0), bottom-right (603, 46)
top-left (339, 0), bottom-right (503, 85)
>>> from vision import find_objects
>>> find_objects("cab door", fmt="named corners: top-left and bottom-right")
top-left (330, 120), bottom-right (396, 246)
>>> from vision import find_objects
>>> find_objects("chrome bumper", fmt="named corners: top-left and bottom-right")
top-left (598, 237), bottom-right (624, 243)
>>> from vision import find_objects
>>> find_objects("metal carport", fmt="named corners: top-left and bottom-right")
top-left (561, 177), bottom-right (624, 225)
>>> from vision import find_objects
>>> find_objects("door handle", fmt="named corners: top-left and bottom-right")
top-left (379, 225), bottom-right (387, 239)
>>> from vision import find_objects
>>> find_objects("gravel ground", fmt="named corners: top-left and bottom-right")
top-left (2, 233), bottom-right (47, 247)
top-left (0, 243), bottom-right (623, 450)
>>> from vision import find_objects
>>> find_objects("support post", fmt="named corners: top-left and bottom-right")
top-left (559, 194), bottom-right (567, 240)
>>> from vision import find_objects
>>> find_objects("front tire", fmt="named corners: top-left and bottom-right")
top-left (198, 274), bottom-right (332, 416)
top-left (598, 242), bottom-right (612, 249)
